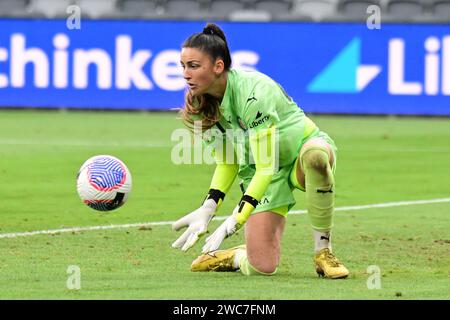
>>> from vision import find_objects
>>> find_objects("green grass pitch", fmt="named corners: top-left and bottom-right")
top-left (0, 110), bottom-right (449, 299)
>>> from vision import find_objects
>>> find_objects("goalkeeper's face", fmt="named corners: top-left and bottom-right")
top-left (180, 47), bottom-right (225, 96)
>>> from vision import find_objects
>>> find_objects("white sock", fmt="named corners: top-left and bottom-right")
top-left (313, 230), bottom-right (332, 253)
top-left (233, 249), bottom-right (247, 269)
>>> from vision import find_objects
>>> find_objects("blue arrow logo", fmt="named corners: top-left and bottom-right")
top-left (308, 38), bottom-right (381, 93)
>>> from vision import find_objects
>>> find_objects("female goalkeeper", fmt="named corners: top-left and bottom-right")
top-left (171, 23), bottom-right (349, 278)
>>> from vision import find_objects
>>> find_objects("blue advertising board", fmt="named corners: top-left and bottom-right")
top-left (0, 19), bottom-right (449, 115)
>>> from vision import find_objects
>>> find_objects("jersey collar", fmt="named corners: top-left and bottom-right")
top-left (220, 69), bottom-right (235, 118)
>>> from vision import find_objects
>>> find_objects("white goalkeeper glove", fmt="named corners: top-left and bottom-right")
top-left (171, 198), bottom-right (217, 252)
top-left (202, 205), bottom-right (242, 253)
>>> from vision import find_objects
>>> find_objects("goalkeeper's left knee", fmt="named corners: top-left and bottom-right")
top-left (301, 147), bottom-right (334, 231)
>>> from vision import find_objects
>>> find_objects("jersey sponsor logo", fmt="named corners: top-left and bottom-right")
top-left (249, 112), bottom-right (270, 129)
top-left (255, 111), bottom-right (263, 119)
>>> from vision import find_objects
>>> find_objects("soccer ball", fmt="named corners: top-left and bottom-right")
top-left (76, 155), bottom-right (132, 211)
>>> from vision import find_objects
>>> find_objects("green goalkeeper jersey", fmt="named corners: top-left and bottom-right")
top-left (205, 68), bottom-right (317, 169)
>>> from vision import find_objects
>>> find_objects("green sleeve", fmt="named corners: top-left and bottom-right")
top-left (208, 129), bottom-right (239, 208)
top-left (234, 83), bottom-right (283, 224)
top-left (235, 125), bottom-right (276, 224)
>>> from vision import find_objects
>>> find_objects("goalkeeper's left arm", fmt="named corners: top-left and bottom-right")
top-left (202, 126), bottom-right (277, 253)
top-left (235, 125), bottom-right (276, 224)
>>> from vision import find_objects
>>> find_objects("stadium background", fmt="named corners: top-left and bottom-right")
top-left (0, 0), bottom-right (449, 300)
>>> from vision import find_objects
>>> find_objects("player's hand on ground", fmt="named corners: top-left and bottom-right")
top-left (171, 198), bottom-right (217, 252)
top-left (202, 205), bottom-right (242, 253)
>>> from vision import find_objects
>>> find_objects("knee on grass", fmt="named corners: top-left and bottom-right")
top-left (240, 256), bottom-right (278, 276)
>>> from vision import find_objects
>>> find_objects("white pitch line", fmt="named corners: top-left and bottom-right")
top-left (0, 217), bottom-right (228, 239)
top-left (340, 147), bottom-right (450, 153)
top-left (0, 197), bottom-right (449, 239)
top-left (0, 139), bottom-right (171, 148)
top-left (290, 197), bottom-right (450, 215)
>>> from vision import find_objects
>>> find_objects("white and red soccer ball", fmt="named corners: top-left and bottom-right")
top-left (77, 155), bottom-right (132, 211)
